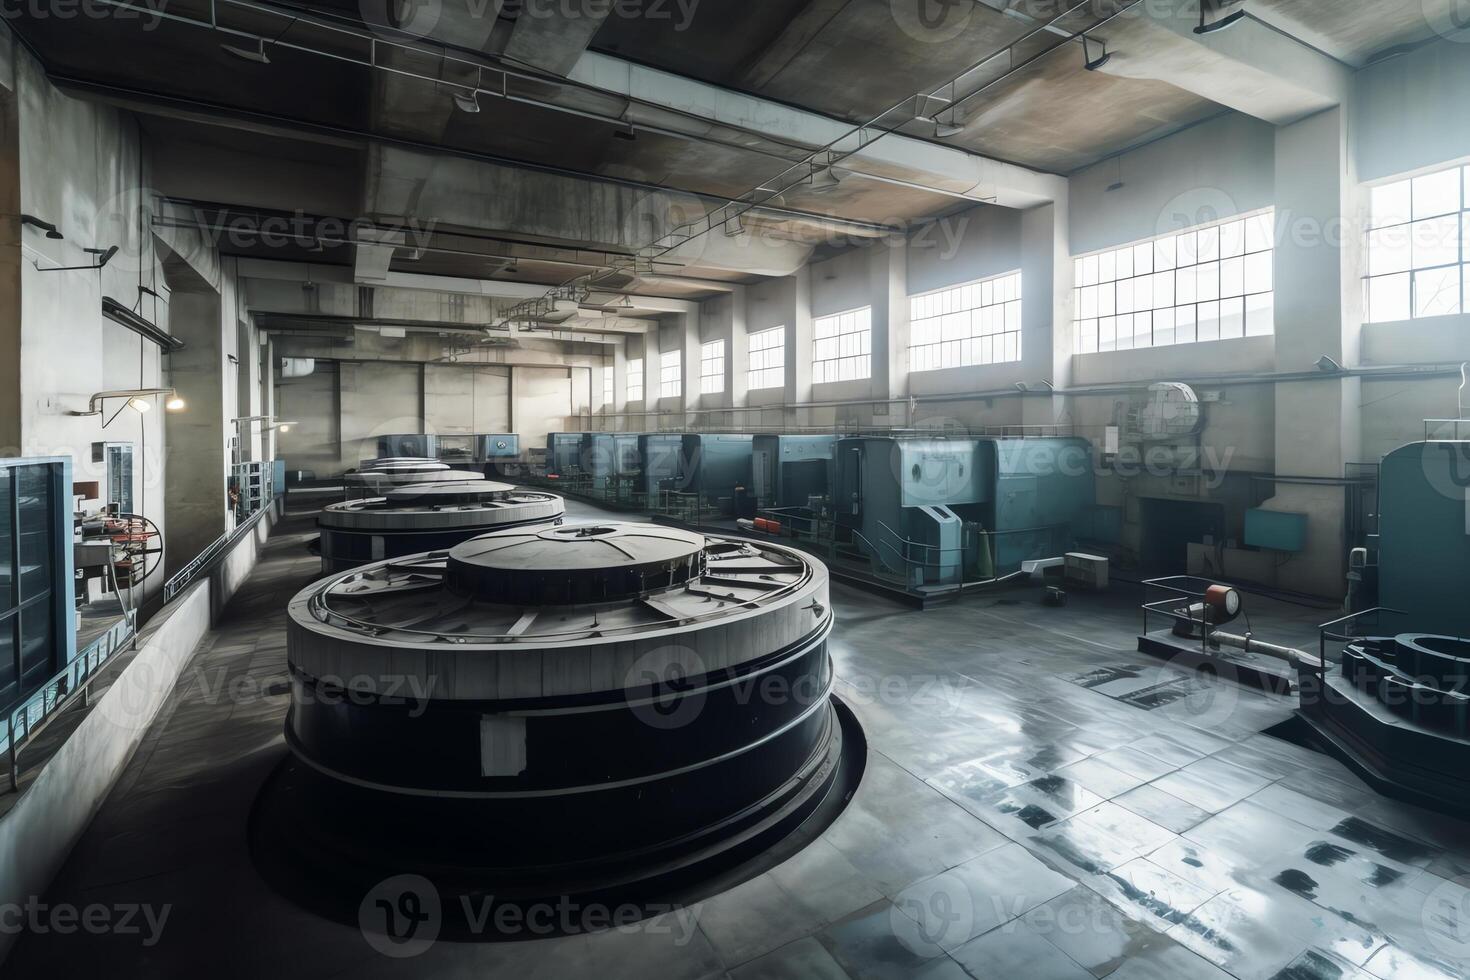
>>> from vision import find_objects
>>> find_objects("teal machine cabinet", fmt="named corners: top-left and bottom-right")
top-left (752, 435), bottom-right (837, 509)
top-left (835, 437), bottom-right (984, 587)
top-left (985, 438), bottom-right (1096, 574)
top-left (584, 433), bottom-right (643, 491)
top-left (0, 457), bottom-right (76, 721)
top-left (546, 433), bottom-right (587, 478)
top-left (1378, 440), bottom-right (1470, 636)
top-left (834, 437), bottom-right (1095, 587)
top-left (638, 434), bottom-right (754, 509)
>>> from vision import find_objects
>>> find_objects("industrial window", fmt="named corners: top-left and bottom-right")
top-left (660, 350), bottom-right (682, 399)
top-left (0, 462), bottom-right (65, 721)
top-left (1364, 162), bottom-right (1468, 322)
top-left (909, 271), bottom-right (1022, 372)
top-left (748, 327), bottom-right (785, 391)
top-left (813, 307), bottom-right (871, 384)
top-left (626, 358), bottom-right (644, 402)
top-left (1073, 209), bottom-right (1275, 353)
top-left (700, 340), bottom-right (726, 395)
top-left (602, 365), bottom-right (613, 409)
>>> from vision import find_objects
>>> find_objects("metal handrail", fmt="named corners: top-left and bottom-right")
top-left (161, 506), bottom-right (271, 604)
top-left (1423, 418), bottom-right (1470, 441)
top-left (5, 609), bottom-right (135, 791)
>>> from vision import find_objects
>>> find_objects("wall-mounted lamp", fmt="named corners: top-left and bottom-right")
top-left (1195, 5), bottom-right (1247, 35)
top-left (69, 388), bottom-right (186, 426)
top-left (21, 214), bottom-right (64, 239)
top-left (38, 244), bottom-right (119, 273)
top-left (1315, 354), bottom-right (1344, 374)
top-left (1081, 35), bottom-right (1111, 71)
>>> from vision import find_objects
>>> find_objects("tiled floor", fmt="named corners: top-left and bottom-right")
top-left (8, 501), bottom-right (1470, 979)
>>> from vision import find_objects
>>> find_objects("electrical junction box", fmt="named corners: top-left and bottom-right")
top-left (1245, 508), bottom-right (1308, 553)
top-left (1065, 553), bottom-right (1110, 590)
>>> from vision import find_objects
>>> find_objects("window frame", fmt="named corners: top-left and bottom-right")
top-left (747, 327), bottom-right (786, 391)
top-left (625, 358), bottom-right (644, 403)
top-left (812, 306), bottom-right (872, 385)
top-left (1072, 208), bottom-right (1276, 354)
top-left (659, 349), bottom-right (682, 400)
top-left (909, 271), bottom-right (1023, 372)
top-left (1363, 162), bottom-right (1468, 324)
top-left (700, 339), bottom-right (726, 395)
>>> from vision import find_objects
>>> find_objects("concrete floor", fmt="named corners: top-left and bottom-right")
top-left (8, 500), bottom-right (1470, 980)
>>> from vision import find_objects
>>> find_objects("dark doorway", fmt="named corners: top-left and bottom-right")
top-left (1139, 497), bottom-right (1226, 576)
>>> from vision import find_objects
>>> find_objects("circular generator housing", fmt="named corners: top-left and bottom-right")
top-left (317, 480), bottom-right (565, 574)
top-left (284, 523), bottom-right (838, 879)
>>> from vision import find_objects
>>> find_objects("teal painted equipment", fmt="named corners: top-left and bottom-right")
top-left (1245, 508), bottom-right (1308, 553)
top-left (1378, 440), bottom-right (1470, 636)
top-left (832, 436), bottom-right (1094, 585)
top-left (752, 435), bottom-right (837, 509)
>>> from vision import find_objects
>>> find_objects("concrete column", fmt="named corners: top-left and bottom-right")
top-left (1020, 201), bottom-right (1073, 428)
top-left (611, 342), bottom-right (627, 431)
top-left (1262, 106), bottom-right (1362, 598)
top-left (873, 239), bottom-right (910, 404)
top-left (163, 288), bottom-right (227, 575)
top-left (727, 287), bottom-right (749, 415)
top-left (0, 79), bottom-right (18, 456)
top-left (680, 312), bottom-right (700, 425)
top-left (642, 337), bottom-right (660, 429)
top-left (790, 268), bottom-right (813, 412)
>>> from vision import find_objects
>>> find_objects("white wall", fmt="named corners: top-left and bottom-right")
top-left (1069, 113), bottom-right (1276, 256)
top-left (9, 38), bottom-right (174, 595)
top-left (1353, 38), bottom-right (1470, 184)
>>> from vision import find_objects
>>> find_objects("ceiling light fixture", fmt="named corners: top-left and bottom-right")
top-left (20, 214), bottom-right (63, 239)
top-left (1081, 34), bottom-right (1111, 71)
top-left (1195, 6), bottom-right (1247, 35)
top-left (220, 37), bottom-right (272, 64)
top-left (934, 108), bottom-right (965, 138)
top-left (219, 15), bottom-right (299, 65)
top-left (70, 388), bottom-right (186, 424)
top-left (453, 67), bottom-right (482, 113)
top-left (810, 165), bottom-right (842, 191)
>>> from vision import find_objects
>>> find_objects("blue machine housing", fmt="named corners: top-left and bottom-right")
top-left (436, 434), bottom-right (520, 466)
top-left (638, 434), bottom-right (754, 507)
top-left (752, 435), bottom-right (837, 509)
top-left (376, 434), bottom-right (435, 459)
top-left (833, 436), bottom-right (1094, 585)
top-left (546, 433), bottom-right (586, 478)
top-left (0, 456), bottom-right (76, 721)
top-left (584, 433), bottom-right (643, 491)
top-left (1377, 440), bottom-right (1470, 636)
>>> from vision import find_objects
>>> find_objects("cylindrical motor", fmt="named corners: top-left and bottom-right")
top-left (317, 480), bottom-right (565, 574)
top-left (284, 523), bottom-right (839, 876)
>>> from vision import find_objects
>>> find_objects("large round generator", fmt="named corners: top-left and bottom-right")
top-left (270, 523), bottom-right (849, 909)
top-left (344, 460), bottom-right (485, 498)
top-left (317, 480), bottom-right (565, 574)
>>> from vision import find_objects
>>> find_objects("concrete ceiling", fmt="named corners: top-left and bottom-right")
top-left (4, 0), bottom-right (1450, 322)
